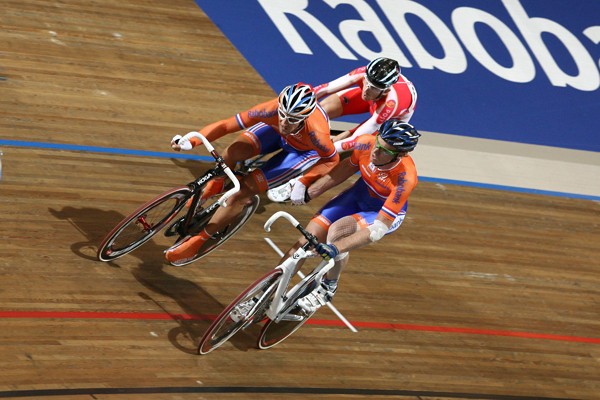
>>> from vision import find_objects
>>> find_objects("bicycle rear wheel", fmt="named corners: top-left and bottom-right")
top-left (171, 194), bottom-right (260, 266)
top-left (198, 269), bottom-right (282, 355)
top-left (257, 305), bottom-right (315, 350)
top-left (97, 186), bottom-right (191, 261)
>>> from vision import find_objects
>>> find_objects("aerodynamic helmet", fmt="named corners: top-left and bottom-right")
top-left (366, 57), bottom-right (400, 89)
top-left (378, 119), bottom-right (421, 152)
top-left (277, 83), bottom-right (317, 122)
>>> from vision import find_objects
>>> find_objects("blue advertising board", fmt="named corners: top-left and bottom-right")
top-left (193, 0), bottom-right (600, 152)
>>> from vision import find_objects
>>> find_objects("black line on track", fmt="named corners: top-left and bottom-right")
top-left (0, 386), bottom-right (578, 399)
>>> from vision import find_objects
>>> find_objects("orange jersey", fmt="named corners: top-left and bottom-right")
top-left (190, 98), bottom-right (338, 186)
top-left (350, 135), bottom-right (418, 221)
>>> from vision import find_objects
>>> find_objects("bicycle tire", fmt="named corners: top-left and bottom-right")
top-left (97, 186), bottom-right (191, 261)
top-left (257, 305), bottom-right (316, 350)
top-left (198, 268), bottom-right (282, 355)
top-left (169, 194), bottom-right (260, 266)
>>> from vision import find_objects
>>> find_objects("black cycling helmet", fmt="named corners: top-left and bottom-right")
top-left (378, 119), bottom-right (421, 152)
top-left (366, 57), bottom-right (400, 89)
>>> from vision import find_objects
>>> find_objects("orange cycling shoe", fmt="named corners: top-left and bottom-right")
top-left (165, 230), bottom-right (211, 264)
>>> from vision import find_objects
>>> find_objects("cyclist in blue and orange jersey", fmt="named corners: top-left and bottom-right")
top-left (165, 83), bottom-right (339, 265)
top-left (283, 119), bottom-right (421, 312)
top-left (314, 57), bottom-right (418, 153)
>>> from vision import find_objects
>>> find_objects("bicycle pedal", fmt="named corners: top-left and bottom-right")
top-left (209, 225), bottom-right (231, 240)
top-left (280, 313), bottom-right (304, 322)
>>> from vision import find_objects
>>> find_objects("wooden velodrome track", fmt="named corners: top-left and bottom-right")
top-left (1, 1), bottom-right (599, 399)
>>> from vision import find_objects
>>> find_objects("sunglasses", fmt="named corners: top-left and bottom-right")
top-left (278, 107), bottom-right (305, 124)
top-left (375, 134), bottom-right (400, 157)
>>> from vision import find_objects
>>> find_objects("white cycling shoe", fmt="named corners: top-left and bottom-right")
top-left (297, 282), bottom-right (336, 314)
top-left (266, 178), bottom-right (297, 203)
top-left (230, 299), bottom-right (256, 323)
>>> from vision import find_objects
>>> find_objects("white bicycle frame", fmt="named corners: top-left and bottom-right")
top-left (262, 211), bottom-right (335, 323)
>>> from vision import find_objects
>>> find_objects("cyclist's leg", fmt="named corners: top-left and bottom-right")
top-left (165, 125), bottom-right (281, 263)
top-left (165, 178), bottom-right (260, 263)
top-left (193, 124), bottom-right (290, 235)
top-left (320, 192), bottom-right (408, 281)
top-left (279, 180), bottom-right (364, 274)
top-left (320, 87), bottom-right (368, 120)
top-left (294, 181), bottom-right (379, 311)
top-left (198, 130), bottom-right (261, 203)
top-left (261, 144), bottom-right (321, 188)
top-left (262, 142), bottom-right (322, 202)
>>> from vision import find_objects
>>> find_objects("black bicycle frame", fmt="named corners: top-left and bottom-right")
top-left (178, 156), bottom-right (229, 236)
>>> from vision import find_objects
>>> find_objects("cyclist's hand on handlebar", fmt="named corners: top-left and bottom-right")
top-left (290, 180), bottom-right (311, 206)
top-left (171, 134), bottom-right (193, 151)
top-left (171, 134), bottom-right (183, 151)
top-left (316, 243), bottom-right (339, 261)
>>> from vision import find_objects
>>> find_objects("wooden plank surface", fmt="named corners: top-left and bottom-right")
top-left (1, 1), bottom-right (599, 399)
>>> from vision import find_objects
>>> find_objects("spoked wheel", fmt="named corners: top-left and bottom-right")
top-left (257, 305), bottom-right (315, 350)
top-left (198, 269), bottom-right (282, 355)
top-left (169, 194), bottom-right (260, 267)
top-left (97, 187), bottom-right (191, 261)
top-left (257, 275), bottom-right (319, 350)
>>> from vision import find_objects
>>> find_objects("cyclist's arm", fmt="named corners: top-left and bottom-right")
top-left (306, 157), bottom-right (357, 200)
top-left (194, 116), bottom-right (244, 144)
top-left (298, 152), bottom-right (339, 187)
top-left (314, 68), bottom-right (364, 100)
top-left (297, 122), bottom-right (340, 187)
top-left (332, 119), bottom-right (366, 143)
top-left (333, 118), bottom-right (373, 152)
top-left (187, 99), bottom-right (278, 146)
top-left (171, 116), bottom-right (242, 151)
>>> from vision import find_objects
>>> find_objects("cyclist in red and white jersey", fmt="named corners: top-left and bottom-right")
top-left (314, 57), bottom-right (418, 152)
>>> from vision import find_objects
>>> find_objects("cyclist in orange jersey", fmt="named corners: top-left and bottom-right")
top-left (283, 119), bottom-right (421, 312)
top-left (266, 58), bottom-right (417, 203)
top-left (165, 83), bottom-right (339, 265)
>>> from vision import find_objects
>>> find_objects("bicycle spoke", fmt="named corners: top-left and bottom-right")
top-left (97, 187), bottom-right (191, 261)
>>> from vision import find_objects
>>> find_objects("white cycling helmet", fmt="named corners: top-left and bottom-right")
top-left (278, 83), bottom-right (317, 121)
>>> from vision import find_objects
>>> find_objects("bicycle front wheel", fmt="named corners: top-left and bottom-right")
top-left (257, 305), bottom-right (315, 350)
top-left (198, 269), bottom-right (282, 355)
top-left (97, 186), bottom-right (191, 261)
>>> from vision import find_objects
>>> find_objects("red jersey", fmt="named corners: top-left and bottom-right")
top-left (314, 66), bottom-right (418, 152)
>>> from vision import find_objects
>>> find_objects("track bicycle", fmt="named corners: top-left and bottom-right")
top-left (97, 132), bottom-right (260, 266)
top-left (198, 211), bottom-right (336, 354)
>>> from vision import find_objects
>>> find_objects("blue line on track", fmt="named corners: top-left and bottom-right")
top-left (1, 139), bottom-right (598, 201)
top-left (418, 177), bottom-right (599, 201)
